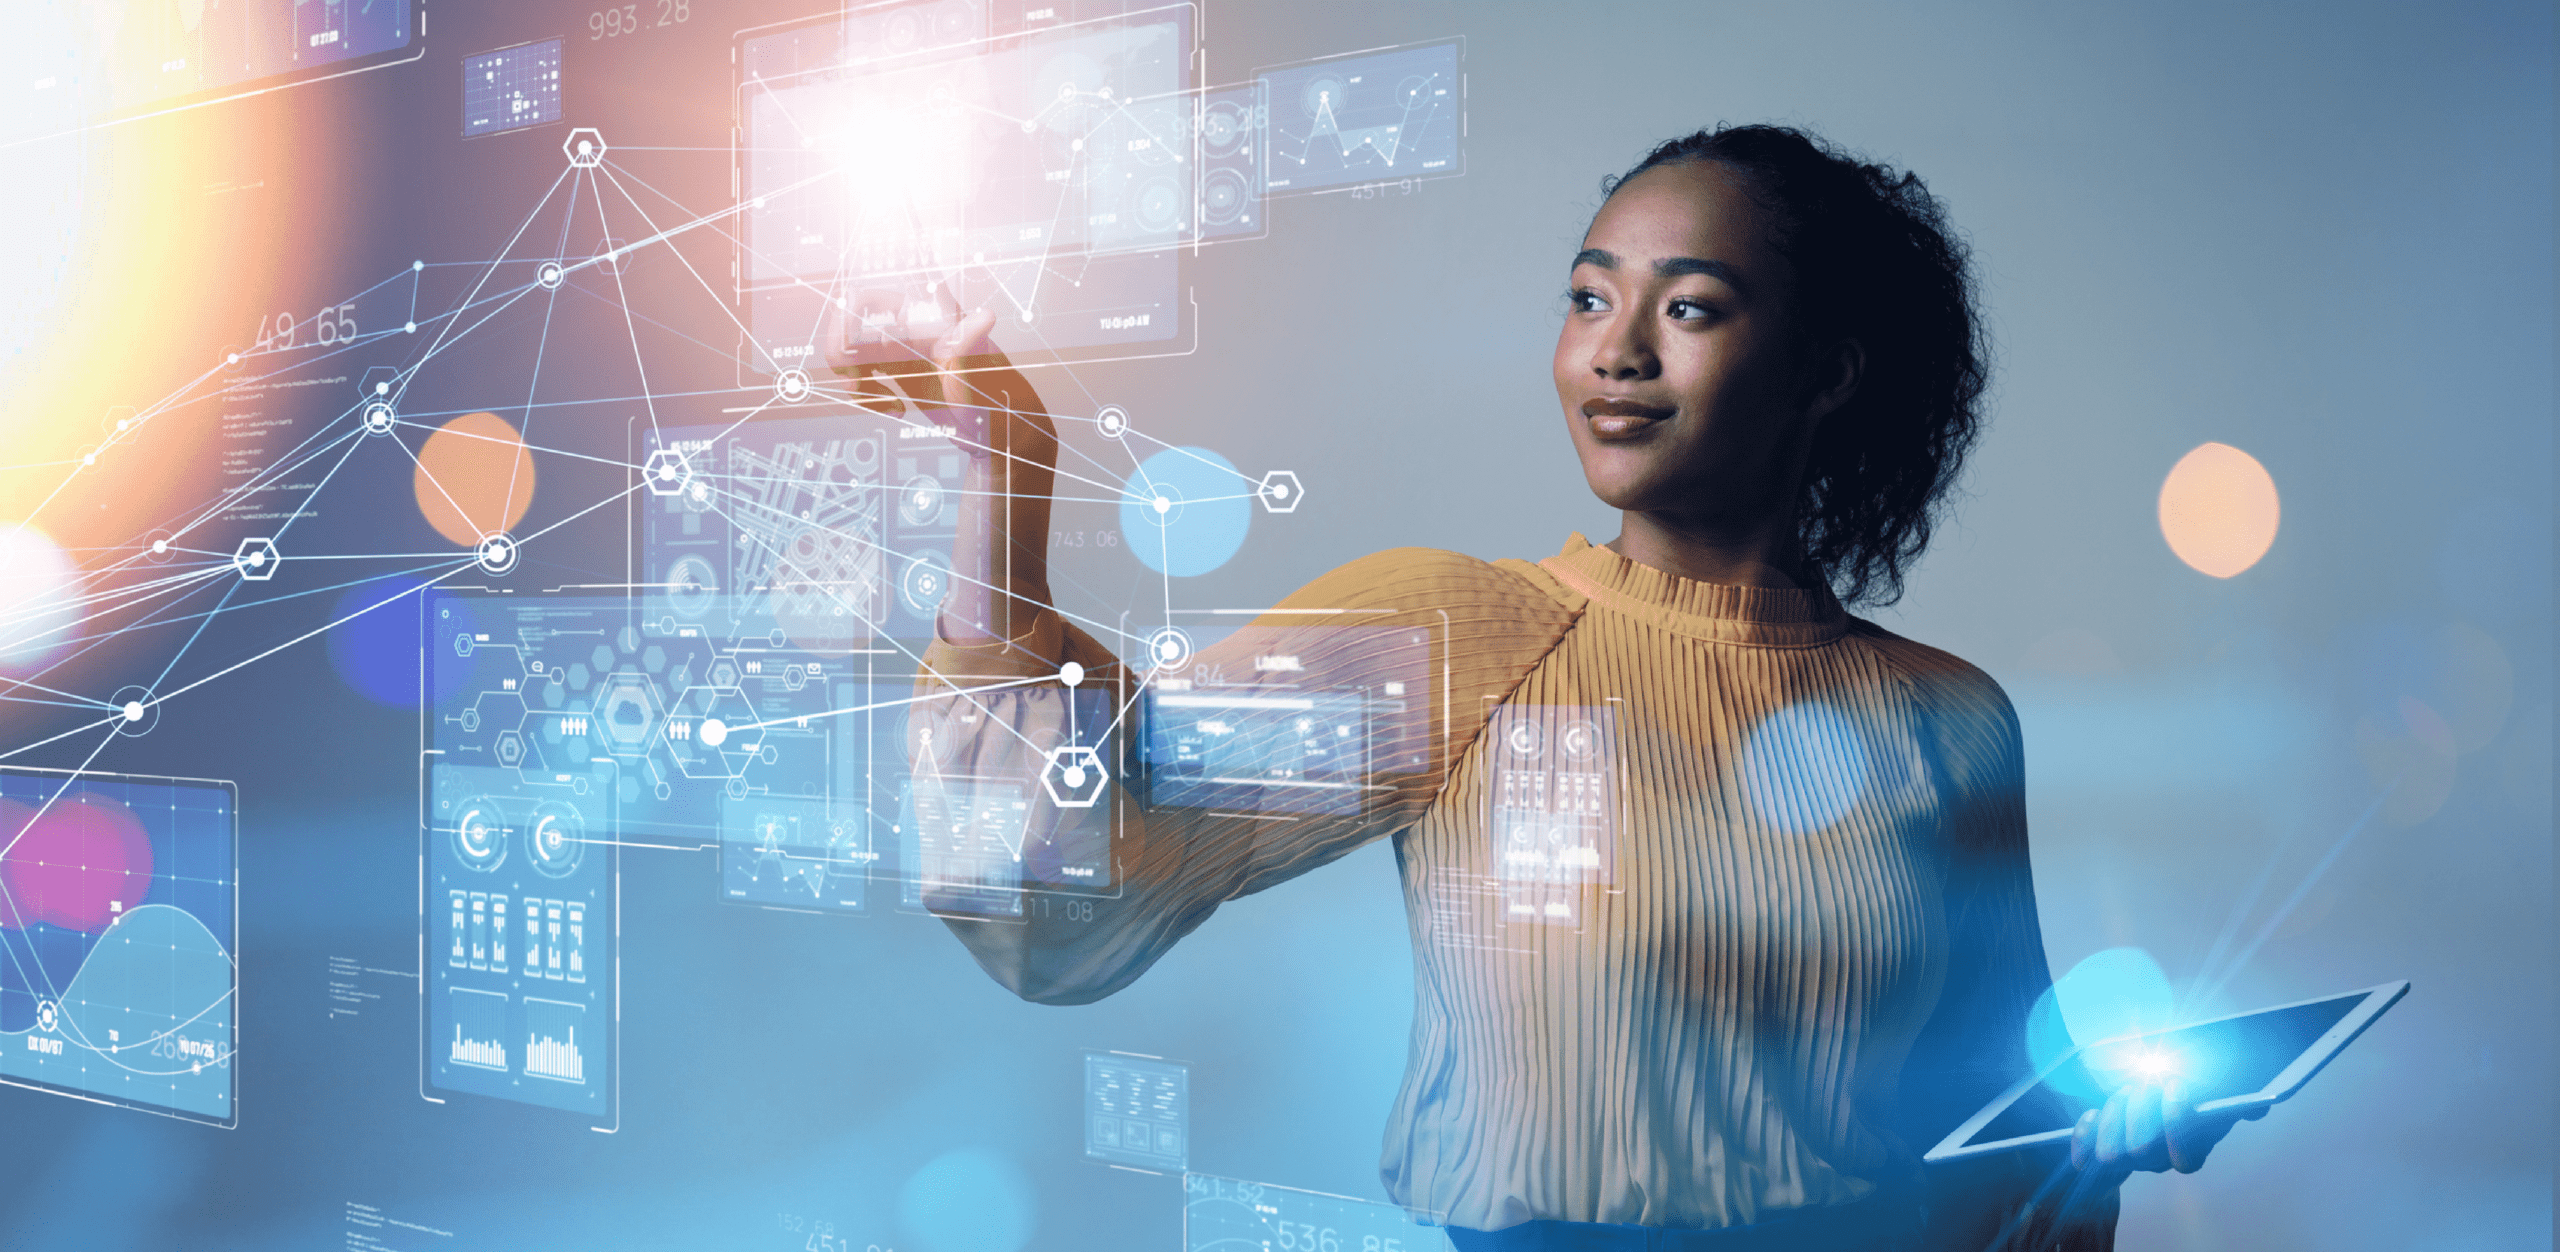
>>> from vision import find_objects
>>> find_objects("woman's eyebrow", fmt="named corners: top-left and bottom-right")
top-left (1654, 256), bottom-right (1748, 293)
top-left (1570, 248), bottom-right (1749, 295)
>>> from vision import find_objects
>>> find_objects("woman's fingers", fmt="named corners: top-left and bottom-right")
top-left (933, 306), bottom-right (999, 376)
top-left (2162, 1081), bottom-right (2197, 1172)
top-left (2096, 1086), bottom-right (2130, 1165)
top-left (2125, 1081), bottom-right (2165, 1169)
top-left (2071, 1109), bottom-right (2099, 1170)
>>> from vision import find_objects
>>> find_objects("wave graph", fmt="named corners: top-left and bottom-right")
top-left (0, 771), bottom-right (237, 1127)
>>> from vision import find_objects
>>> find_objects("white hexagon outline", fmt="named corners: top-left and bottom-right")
top-left (1041, 745), bottom-right (1108, 808)
top-left (642, 448), bottom-right (693, 496)
top-left (1257, 469), bottom-right (1304, 514)
top-left (664, 685), bottom-right (763, 779)
top-left (564, 127), bottom-right (608, 168)
top-left (233, 537), bottom-right (281, 580)
top-left (592, 672), bottom-right (666, 758)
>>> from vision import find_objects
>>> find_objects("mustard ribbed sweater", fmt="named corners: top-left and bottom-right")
top-left (913, 537), bottom-right (2112, 1248)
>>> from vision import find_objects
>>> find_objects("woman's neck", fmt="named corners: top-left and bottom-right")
top-left (1604, 507), bottom-right (1812, 590)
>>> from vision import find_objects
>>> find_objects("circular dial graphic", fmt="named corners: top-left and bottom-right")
top-left (526, 801), bottom-right (587, 878)
top-left (452, 798), bottom-right (509, 872)
top-left (665, 554), bottom-right (719, 619)
top-left (1201, 168), bottom-right (1248, 225)
top-left (1200, 100), bottom-right (1249, 156)
top-left (897, 474), bottom-right (946, 528)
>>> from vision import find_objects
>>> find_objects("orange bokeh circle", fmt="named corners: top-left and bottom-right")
top-left (414, 412), bottom-right (535, 547)
top-left (2158, 442), bottom-right (2279, 579)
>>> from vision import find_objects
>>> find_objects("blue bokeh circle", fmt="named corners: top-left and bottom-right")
top-left (1119, 447), bottom-right (1251, 578)
top-left (897, 1147), bottom-right (1036, 1252)
top-left (328, 575), bottom-right (463, 708)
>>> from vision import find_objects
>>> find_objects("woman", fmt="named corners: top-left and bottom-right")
top-left (874, 125), bottom-right (2254, 1250)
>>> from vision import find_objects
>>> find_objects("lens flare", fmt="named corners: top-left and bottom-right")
top-left (0, 523), bottom-right (81, 674)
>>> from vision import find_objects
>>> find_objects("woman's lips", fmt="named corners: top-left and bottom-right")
top-left (1580, 397), bottom-right (1675, 438)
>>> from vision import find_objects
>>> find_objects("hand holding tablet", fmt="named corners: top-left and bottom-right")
top-left (2067, 1074), bottom-right (2269, 1179)
top-left (1928, 981), bottom-right (2409, 1182)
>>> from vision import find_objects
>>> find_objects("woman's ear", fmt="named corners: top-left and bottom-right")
top-left (1804, 337), bottom-right (1864, 425)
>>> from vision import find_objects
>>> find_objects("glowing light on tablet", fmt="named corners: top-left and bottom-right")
top-left (2131, 1048), bottom-right (2182, 1080)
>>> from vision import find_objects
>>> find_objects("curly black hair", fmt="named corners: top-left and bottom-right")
top-left (1602, 124), bottom-right (1987, 608)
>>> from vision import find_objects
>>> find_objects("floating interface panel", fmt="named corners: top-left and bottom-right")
top-left (0, 768), bottom-right (238, 1128)
top-left (737, 2), bottom-right (1195, 370)
top-left (1258, 40), bottom-right (1463, 194)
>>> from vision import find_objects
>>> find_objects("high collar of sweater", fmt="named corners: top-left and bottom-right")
top-left (1538, 533), bottom-right (1851, 649)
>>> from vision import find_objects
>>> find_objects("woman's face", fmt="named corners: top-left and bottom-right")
top-left (1553, 162), bottom-right (1849, 531)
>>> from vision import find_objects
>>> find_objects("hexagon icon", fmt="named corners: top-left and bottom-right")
top-left (665, 686), bottom-right (762, 779)
top-left (233, 537), bottom-right (281, 580)
top-left (493, 728), bottom-right (527, 769)
top-left (642, 448), bottom-right (693, 496)
top-left (1257, 470), bottom-right (1304, 514)
top-left (593, 672), bottom-right (664, 757)
top-left (564, 127), bottom-right (607, 168)
top-left (1042, 745), bottom-right (1108, 808)
top-left (358, 365), bottom-right (401, 401)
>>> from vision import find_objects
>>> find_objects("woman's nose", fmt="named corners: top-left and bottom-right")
top-left (1589, 321), bottom-right (1657, 381)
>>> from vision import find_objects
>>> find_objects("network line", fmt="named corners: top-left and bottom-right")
top-left (4, 109), bottom-right (1305, 946)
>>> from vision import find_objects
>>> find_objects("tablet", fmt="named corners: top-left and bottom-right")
top-left (1924, 980), bottom-right (2408, 1163)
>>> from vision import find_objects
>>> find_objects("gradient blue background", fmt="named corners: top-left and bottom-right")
top-left (0, 2), bottom-right (2547, 1249)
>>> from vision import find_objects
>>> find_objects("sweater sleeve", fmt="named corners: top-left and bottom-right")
top-left (1857, 624), bottom-right (2119, 1252)
top-left (908, 548), bottom-right (1576, 1005)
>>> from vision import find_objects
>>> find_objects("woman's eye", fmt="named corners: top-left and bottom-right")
top-left (1567, 288), bottom-right (1609, 313)
top-left (1667, 298), bottom-right (1714, 323)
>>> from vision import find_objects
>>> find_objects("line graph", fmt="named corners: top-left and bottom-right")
top-left (1260, 40), bottom-right (1462, 193)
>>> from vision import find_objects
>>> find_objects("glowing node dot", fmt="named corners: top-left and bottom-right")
top-left (247, 550), bottom-right (268, 568)
top-left (577, 139), bottom-right (595, 156)
top-left (82, 453), bottom-right (94, 465)
top-left (1071, 138), bottom-right (1083, 152)
top-left (227, 353), bottom-right (240, 364)
top-left (656, 463), bottom-right (675, 481)
top-left (150, 540), bottom-right (167, 554)
top-left (376, 380), bottom-right (391, 395)
top-left (122, 701), bottom-right (143, 722)
top-left (412, 260), bottom-right (424, 271)
top-left (1158, 640), bottom-right (1179, 661)
top-left (405, 321), bottom-right (417, 333)
top-left (700, 718), bottom-right (728, 747)
top-left (1271, 482), bottom-right (1290, 499)
top-left (1152, 496), bottom-right (1170, 514)
top-left (1062, 765), bottom-right (1087, 789)
top-left (1059, 661), bottom-right (1084, 687)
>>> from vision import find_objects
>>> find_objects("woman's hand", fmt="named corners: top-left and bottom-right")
top-left (867, 304), bottom-right (1060, 644)
top-left (2069, 1080), bottom-right (2269, 1183)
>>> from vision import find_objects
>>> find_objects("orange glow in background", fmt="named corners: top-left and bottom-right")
top-left (0, 96), bottom-right (355, 694)
top-left (2158, 441), bottom-right (2281, 578)
top-left (412, 412), bottom-right (537, 547)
